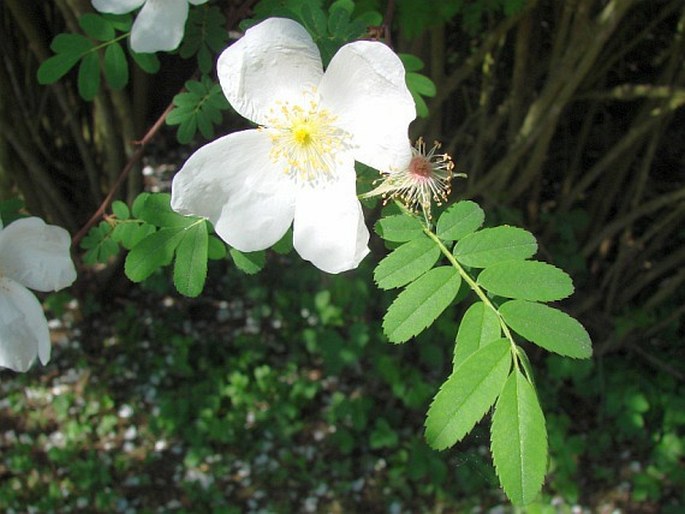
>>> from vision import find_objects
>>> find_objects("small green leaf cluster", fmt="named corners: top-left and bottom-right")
top-left (374, 200), bottom-right (592, 506)
top-left (179, 4), bottom-right (229, 73)
top-left (80, 193), bottom-right (219, 297)
top-left (37, 13), bottom-right (160, 101)
top-left (166, 77), bottom-right (231, 144)
top-left (80, 193), bottom-right (293, 296)
top-left (249, 0), bottom-right (382, 64)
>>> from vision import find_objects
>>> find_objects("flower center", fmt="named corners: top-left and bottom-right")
top-left (361, 137), bottom-right (463, 224)
top-left (264, 96), bottom-right (350, 185)
top-left (409, 155), bottom-right (432, 178)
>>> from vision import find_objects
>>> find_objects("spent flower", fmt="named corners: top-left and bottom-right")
top-left (171, 18), bottom-right (416, 273)
top-left (363, 137), bottom-right (463, 224)
top-left (91, 0), bottom-right (208, 53)
top-left (0, 217), bottom-right (76, 372)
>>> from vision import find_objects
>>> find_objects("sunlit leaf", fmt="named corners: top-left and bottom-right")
top-left (425, 339), bottom-right (511, 450)
top-left (477, 260), bottom-right (574, 302)
top-left (454, 226), bottom-right (537, 268)
top-left (375, 214), bottom-right (425, 242)
top-left (383, 266), bottom-right (461, 343)
top-left (124, 228), bottom-right (184, 282)
top-left (453, 301), bottom-right (502, 365)
top-left (374, 235), bottom-right (440, 290)
top-left (436, 200), bottom-right (485, 241)
top-left (499, 300), bottom-right (592, 359)
top-left (491, 370), bottom-right (548, 506)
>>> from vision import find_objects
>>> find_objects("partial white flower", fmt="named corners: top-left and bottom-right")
top-left (363, 137), bottom-right (462, 223)
top-left (91, 0), bottom-right (208, 53)
top-left (171, 18), bottom-right (416, 273)
top-left (0, 217), bottom-right (77, 372)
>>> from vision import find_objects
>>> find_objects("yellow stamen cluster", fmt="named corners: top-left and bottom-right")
top-left (264, 97), bottom-right (350, 185)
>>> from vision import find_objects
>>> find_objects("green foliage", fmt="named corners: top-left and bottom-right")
top-left (396, 0), bottom-right (528, 37)
top-left (499, 300), bottom-right (592, 359)
top-left (374, 199), bottom-right (591, 505)
top-left (179, 4), bottom-right (229, 73)
top-left (166, 76), bottom-right (230, 144)
top-left (249, 0), bottom-right (383, 64)
top-left (383, 266), bottom-right (461, 343)
top-left (491, 369), bottom-right (548, 506)
top-left (0, 198), bottom-right (26, 226)
top-left (374, 235), bottom-right (440, 289)
top-left (399, 53), bottom-right (437, 118)
top-left (453, 301), bottom-right (501, 365)
top-left (453, 226), bottom-right (538, 268)
top-left (425, 339), bottom-right (511, 450)
top-left (37, 13), bottom-right (160, 101)
top-left (477, 260), bottom-right (574, 302)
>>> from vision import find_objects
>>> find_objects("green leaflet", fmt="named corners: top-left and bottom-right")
top-left (491, 369), bottom-right (548, 506)
top-left (499, 300), bottom-right (592, 359)
top-left (374, 235), bottom-right (440, 290)
top-left (230, 248), bottom-right (266, 275)
top-left (207, 236), bottom-right (227, 260)
top-left (124, 227), bottom-right (185, 282)
top-left (173, 222), bottom-right (208, 297)
top-left (104, 43), bottom-right (128, 90)
top-left (383, 266), bottom-right (461, 344)
top-left (111, 222), bottom-right (155, 250)
top-left (453, 301), bottom-right (501, 366)
top-left (454, 226), bottom-right (537, 268)
top-left (477, 260), bottom-right (574, 302)
top-left (425, 339), bottom-right (511, 450)
top-left (79, 13), bottom-right (115, 41)
top-left (133, 193), bottom-right (195, 228)
top-left (436, 200), bottom-right (485, 241)
top-left (374, 215), bottom-right (424, 242)
top-left (78, 52), bottom-right (100, 101)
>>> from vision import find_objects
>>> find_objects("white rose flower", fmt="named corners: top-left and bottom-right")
top-left (0, 217), bottom-right (77, 372)
top-left (91, 0), bottom-right (208, 53)
top-left (171, 18), bottom-right (416, 273)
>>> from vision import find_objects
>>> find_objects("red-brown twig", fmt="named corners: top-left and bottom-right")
top-left (72, 101), bottom-right (174, 247)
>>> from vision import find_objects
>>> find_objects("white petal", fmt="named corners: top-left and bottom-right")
top-left (217, 18), bottom-right (323, 126)
top-left (129, 0), bottom-right (188, 53)
top-left (92, 0), bottom-right (145, 14)
top-left (171, 130), bottom-right (297, 252)
top-left (319, 41), bottom-right (416, 172)
top-left (188, 0), bottom-right (207, 4)
top-left (0, 278), bottom-right (50, 372)
top-left (293, 165), bottom-right (369, 273)
top-left (0, 217), bottom-right (76, 293)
